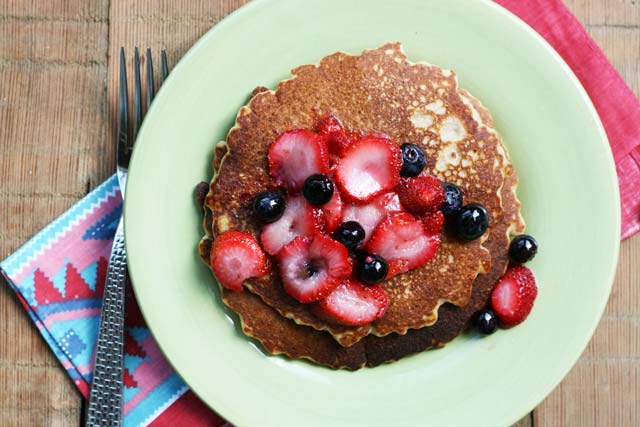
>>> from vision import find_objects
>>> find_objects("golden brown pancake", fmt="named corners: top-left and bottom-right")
top-left (202, 43), bottom-right (514, 347)
top-left (198, 86), bottom-right (524, 368)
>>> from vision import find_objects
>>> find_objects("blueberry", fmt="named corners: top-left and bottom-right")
top-left (509, 234), bottom-right (538, 264)
top-left (475, 309), bottom-right (497, 335)
top-left (400, 143), bottom-right (426, 177)
top-left (252, 191), bottom-right (285, 223)
top-left (454, 204), bottom-right (489, 240)
top-left (358, 253), bottom-right (388, 284)
top-left (441, 182), bottom-right (463, 216)
top-left (302, 174), bottom-right (334, 205)
top-left (332, 221), bottom-right (365, 249)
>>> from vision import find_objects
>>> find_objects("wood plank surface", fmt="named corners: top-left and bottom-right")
top-left (0, 1), bottom-right (637, 426)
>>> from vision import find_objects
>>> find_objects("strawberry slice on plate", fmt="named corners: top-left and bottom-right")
top-left (268, 129), bottom-right (329, 191)
top-left (396, 175), bottom-right (446, 214)
top-left (210, 231), bottom-right (270, 291)
top-left (321, 189), bottom-right (343, 233)
top-left (491, 265), bottom-right (538, 327)
top-left (311, 279), bottom-right (388, 326)
top-left (277, 233), bottom-right (352, 303)
top-left (260, 195), bottom-right (323, 255)
top-left (335, 136), bottom-right (402, 202)
top-left (366, 212), bottom-right (441, 277)
top-left (342, 192), bottom-right (403, 245)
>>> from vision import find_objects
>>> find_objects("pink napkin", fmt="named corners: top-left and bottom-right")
top-left (497, 0), bottom-right (640, 239)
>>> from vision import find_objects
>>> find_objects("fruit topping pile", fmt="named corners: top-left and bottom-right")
top-left (473, 234), bottom-right (540, 334)
top-left (209, 115), bottom-right (494, 327)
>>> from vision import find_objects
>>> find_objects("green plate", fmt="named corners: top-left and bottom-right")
top-left (125, 0), bottom-right (620, 426)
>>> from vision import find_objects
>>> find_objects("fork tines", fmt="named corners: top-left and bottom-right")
top-left (117, 47), bottom-right (169, 169)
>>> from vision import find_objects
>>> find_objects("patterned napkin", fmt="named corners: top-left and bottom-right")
top-left (1, 1), bottom-right (639, 426)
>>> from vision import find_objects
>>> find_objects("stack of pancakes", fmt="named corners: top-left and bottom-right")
top-left (199, 43), bottom-right (524, 369)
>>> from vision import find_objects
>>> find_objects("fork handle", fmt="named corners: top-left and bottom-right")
top-left (86, 218), bottom-right (126, 427)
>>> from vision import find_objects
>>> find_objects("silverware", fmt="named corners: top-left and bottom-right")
top-left (85, 47), bottom-right (169, 427)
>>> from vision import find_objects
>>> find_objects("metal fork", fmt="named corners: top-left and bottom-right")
top-left (85, 47), bottom-right (169, 427)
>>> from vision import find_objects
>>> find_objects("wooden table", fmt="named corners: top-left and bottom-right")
top-left (0, 1), bottom-right (637, 425)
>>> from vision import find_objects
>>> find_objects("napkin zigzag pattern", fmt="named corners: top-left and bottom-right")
top-left (0, 175), bottom-right (188, 427)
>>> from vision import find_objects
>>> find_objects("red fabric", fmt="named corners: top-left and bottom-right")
top-left (495, 0), bottom-right (640, 239)
top-left (151, 1), bottom-right (640, 425)
top-left (149, 391), bottom-right (227, 427)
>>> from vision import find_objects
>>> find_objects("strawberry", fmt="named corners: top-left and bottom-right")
top-left (317, 115), bottom-right (350, 156)
top-left (490, 265), bottom-right (538, 328)
top-left (335, 136), bottom-right (402, 203)
top-left (310, 280), bottom-right (388, 326)
top-left (421, 210), bottom-right (445, 234)
top-left (366, 212), bottom-right (441, 277)
top-left (268, 130), bottom-right (329, 192)
top-left (342, 192), bottom-right (403, 245)
top-left (277, 233), bottom-right (352, 303)
top-left (396, 175), bottom-right (446, 214)
top-left (321, 189), bottom-right (343, 233)
top-left (210, 231), bottom-right (269, 291)
top-left (316, 115), bottom-right (343, 134)
top-left (260, 195), bottom-right (323, 255)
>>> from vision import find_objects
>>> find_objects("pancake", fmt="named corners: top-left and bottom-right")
top-left (198, 72), bottom-right (524, 367)
top-left (203, 43), bottom-right (510, 347)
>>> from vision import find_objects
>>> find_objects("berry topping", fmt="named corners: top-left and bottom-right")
top-left (267, 129), bottom-right (329, 191)
top-left (302, 174), bottom-right (334, 206)
top-left (252, 191), bottom-right (286, 223)
top-left (454, 204), bottom-right (489, 240)
top-left (321, 189), bottom-right (343, 233)
top-left (277, 234), bottom-right (352, 303)
top-left (210, 231), bottom-right (269, 291)
top-left (490, 265), bottom-right (538, 328)
top-left (357, 253), bottom-right (388, 284)
top-left (311, 280), bottom-right (388, 326)
top-left (400, 143), bottom-right (426, 177)
top-left (316, 115), bottom-right (343, 134)
top-left (260, 195), bottom-right (323, 255)
top-left (317, 115), bottom-right (350, 156)
top-left (421, 210), bottom-right (445, 234)
top-left (332, 221), bottom-right (365, 250)
top-left (396, 175), bottom-right (446, 214)
top-left (342, 192), bottom-right (403, 245)
top-left (335, 136), bottom-right (402, 202)
top-left (441, 182), bottom-right (463, 216)
top-left (474, 309), bottom-right (498, 335)
top-left (366, 212), bottom-right (441, 277)
top-left (509, 234), bottom-right (538, 264)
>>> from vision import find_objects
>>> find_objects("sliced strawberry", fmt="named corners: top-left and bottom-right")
top-left (321, 189), bottom-right (343, 233)
top-left (347, 130), bottom-right (364, 146)
top-left (366, 212), bottom-right (441, 277)
top-left (491, 265), bottom-right (538, 328)
top-left (260, 195), bottom-right (323, 255)
top-left (342, 192), bottom-right (403, 245)
top-left (335, 136), bottom-right (402, 203)
top-left (277, 234), bottom-right (352, 303)
top-left (268, 130), bottom-right (329, 191)
top-left (421, 210), bottom-right (445, 234)
top-left (310, 280), bottom-right (388, 326)
top-left (316, 115), bottom-right (344, 134)
top-left (317, 115), bottom-right (350, 156)
top-left (210, 231), bottom-right (269, 291)
top-left (396, 175), bottom-right (446, 214)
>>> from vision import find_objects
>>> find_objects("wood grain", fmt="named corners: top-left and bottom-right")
top-left (0, 1), bottom-right (637, 426)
